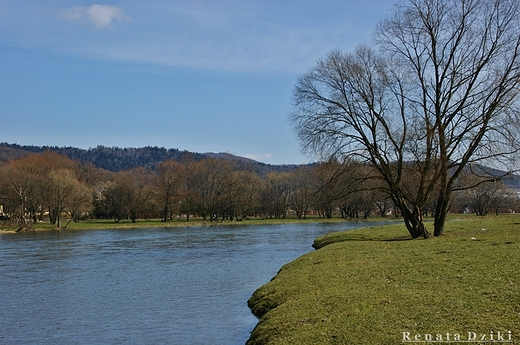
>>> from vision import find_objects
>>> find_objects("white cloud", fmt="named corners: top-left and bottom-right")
top-left (0, 1), bottom-right (392, 73)
top-left (56, 2), bottom-right (359, 72)
top-left (61, 4), bottom-right (130, 28)
top-left (244, 153), bottom-right (273, 161)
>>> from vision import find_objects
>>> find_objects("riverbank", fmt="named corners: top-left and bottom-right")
top-left (0, 216), bottom-right (396, 234)
top-left (246, 214), bottom-right (520, 344)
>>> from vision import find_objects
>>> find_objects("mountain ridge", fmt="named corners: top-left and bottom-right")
top-left (0, 142), bottom-right (301, 175)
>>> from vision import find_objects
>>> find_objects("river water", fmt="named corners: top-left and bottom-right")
top-left (0, 221), bottom-right (385, 345)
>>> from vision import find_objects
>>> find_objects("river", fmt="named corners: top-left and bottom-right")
top-left (0, 221), bottom-right (386, 344)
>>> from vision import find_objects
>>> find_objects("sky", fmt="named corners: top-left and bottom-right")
top-left (0, 0), bottom-right (393, 165)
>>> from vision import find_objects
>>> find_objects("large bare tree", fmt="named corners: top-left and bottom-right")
top-left (292, 0), bottom-right (520, 237)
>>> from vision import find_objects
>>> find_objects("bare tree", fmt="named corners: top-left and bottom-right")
top-left (99, 180), bottom-right (126, 222)
top-left (259, 172), bottom-right (292, 219)
top-left (292, 0), bottom-right (520, 237)
top-left (190, 158), bottom-right (234, 221)
top-left (156, 160), bottom-right (185, 222)
top-left (288, 166), bottom-right (314, 219)
top-left (311, 160), bottom-right (353, 219)
top-left (2, 159), bottom-right (45, 225)
top-left (67, 181), bottom-right (92, 223)
top-left (47, 169), bottom-right (82, 227)
top-left (221, 170), bottom-right (262, 221)
top-left (121, 168), bottom-right (156, 223)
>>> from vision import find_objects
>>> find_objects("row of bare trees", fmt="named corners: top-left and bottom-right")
top-left (0, 151), bottom-right (517, 227)
top-left (87, 156), bottom-right (392, 222)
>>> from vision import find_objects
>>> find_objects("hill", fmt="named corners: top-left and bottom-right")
top-left (0, 142), bottom-right (301, 175)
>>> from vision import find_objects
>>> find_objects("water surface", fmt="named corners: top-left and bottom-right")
top-left (0, 221), bottom-right (386, 344)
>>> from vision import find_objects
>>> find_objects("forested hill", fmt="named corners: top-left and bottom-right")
top-left (0, 142), bottom-right (301, 174)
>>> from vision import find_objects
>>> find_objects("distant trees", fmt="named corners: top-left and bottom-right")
top-left (288, 166), bottom-right (313, 219)
top-left (259, 172), bottom-right (292, 219)
top-left (291, 0), bottom-right (520, 238)
top-left (232, 171), bottom-right (260, 220)
top-left (0, 143), bottom-right (206, 172)
top-left (93, 168), bottom-right (155, 223)
top-left (456, 172), bottom-right (518, 216)
top-left (156, 160), bottom-right (185, 222)
top-left (0, 149), bottom-right (517, 228)
top-left (221, 170), bottom-right (262, 221)
top-left (0, 152), bottom-right (92, 227)
top-left (190, 158), bottom-right (235, 221)
top-left (121, 168), bottom-right (156, 223)
top-left (187, 158), bottom-right (262, 222)
top-left (47, 169), bottom-right (83, 226)
top-left (1, 155), bottom-right (45, 223)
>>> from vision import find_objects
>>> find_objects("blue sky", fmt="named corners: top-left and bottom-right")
top-left (0, 1), bottom-right (393, 165)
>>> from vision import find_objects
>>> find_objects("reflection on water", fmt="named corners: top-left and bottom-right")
top-left (0, 221), bottom-right (387, 345)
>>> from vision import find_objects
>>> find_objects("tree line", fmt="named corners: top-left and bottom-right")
top-left (0, 151), bottom-right (517, 228)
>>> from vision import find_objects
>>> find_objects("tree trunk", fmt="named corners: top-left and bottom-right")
top-left (401, 206), bottom-right (431, 238)
top-left (63, 218), bottom-right (73, 229)
top-left (434, 194), bottom-right (450, 236)
top-left (163, 203), bottom-right (168, 222)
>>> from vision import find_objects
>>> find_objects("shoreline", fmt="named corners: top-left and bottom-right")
top-left (0, 216), bottom-right (395, 234)
top-left (244, 214), bottom-right (520, 344)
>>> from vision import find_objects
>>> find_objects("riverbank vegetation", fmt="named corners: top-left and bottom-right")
top-left (1, 151), bottom-right (518, 234)
top-left (247, 214), bottom-right (520, 344)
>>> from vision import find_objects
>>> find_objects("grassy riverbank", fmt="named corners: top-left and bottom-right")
top-left (247, 214), bottom-right (520, 345)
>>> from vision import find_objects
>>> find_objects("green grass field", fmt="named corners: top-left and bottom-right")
top-left (247, 214), bottom-right (520, 345)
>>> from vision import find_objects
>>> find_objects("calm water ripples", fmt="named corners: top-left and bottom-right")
top-left (0, 221), bottom-right (386, 344)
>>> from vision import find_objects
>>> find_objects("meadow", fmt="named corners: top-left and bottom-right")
top-left (247, 214), bottom-right (520, 344)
